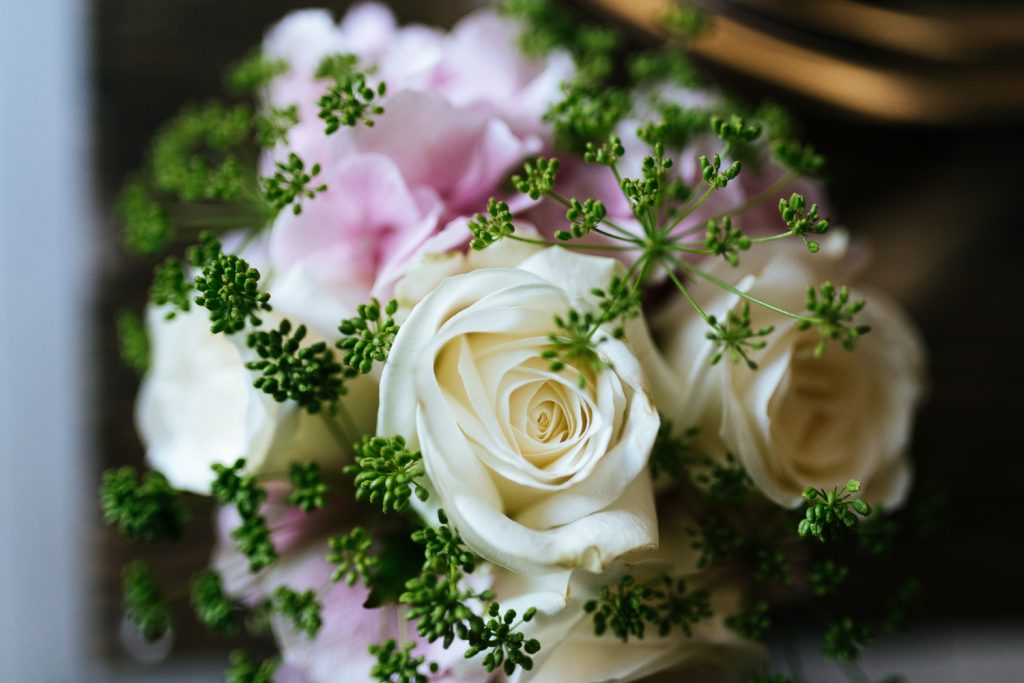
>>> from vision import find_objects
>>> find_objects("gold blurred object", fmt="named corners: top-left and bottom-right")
top-left (584, 0), bottom-right (1024, 123)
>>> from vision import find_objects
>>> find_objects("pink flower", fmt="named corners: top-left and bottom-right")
top-left (211, 489), bottom-right (488, 683)
top-left (260, 5), bottom-right (567, 307)
top-left (267, 152), bottom-right (443, 321)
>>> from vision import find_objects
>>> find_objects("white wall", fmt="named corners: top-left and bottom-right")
top-left (0, 0), bottom-right (92, 680)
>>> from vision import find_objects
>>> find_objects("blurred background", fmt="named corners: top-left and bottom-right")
top-left (2, 0), bottom-right (1023, 681)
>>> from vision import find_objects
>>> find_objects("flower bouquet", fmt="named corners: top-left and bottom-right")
top-left (104, 2), bottom-right (927, 681)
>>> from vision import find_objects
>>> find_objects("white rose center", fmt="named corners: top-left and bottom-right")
top-left (433, 329), bottom-right (620, 513)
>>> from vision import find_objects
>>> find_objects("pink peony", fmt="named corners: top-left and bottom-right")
top-left (260, 4), bottom-right (569, 306)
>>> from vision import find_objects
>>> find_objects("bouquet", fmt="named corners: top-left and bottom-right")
top-left (104, 2), bottom-right (927, 681)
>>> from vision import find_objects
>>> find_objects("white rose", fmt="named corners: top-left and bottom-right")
top-left (656, 234), bottom-right (926, 507)
top-left (492, 507), bottom-right (763, 683)
top-left (136, 266), bottom-right (377, 494)
top-left (378, 248), bottom-right (661, 573)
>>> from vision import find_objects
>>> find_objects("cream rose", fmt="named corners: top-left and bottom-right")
top-left (491, 505), bottom-right (764, 683)
top-left (656, 234), bottom-right (926, 508)
top-left (377, 248), bottom-right (661, 573)
top-left (136, 265), bottom-right (377, 494)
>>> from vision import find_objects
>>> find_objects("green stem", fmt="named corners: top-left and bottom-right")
top-left (662, 182), bottom-right (715, 235)
top-left (322, 411), bottom-right (354, 450)
top-left (669, 255), bottom-right (815, 324)
top-left (704, 170), bottom-right (797, 225)
top-left (664, 266), bottom-right (716, 329)
top-left (509, 235), bottom-right (636, 252)
top-left (749, 231), bottom-right (796, 245)
top-left (548, 190), bottom-right (637, 241)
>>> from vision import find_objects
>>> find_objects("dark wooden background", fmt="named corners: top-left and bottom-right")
top-left (93, 0), bottom-right (1024, 667)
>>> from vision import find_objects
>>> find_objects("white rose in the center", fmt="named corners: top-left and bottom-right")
top-left (378, 248), bottom-right (660, 574)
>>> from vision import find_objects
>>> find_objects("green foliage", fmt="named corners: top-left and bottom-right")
top-left (726, 600), bottom-right (771, 641)
top-left (413, 510), bottom-right (476, 577)
top-left (704, 216), bottom-right (751, 267)
top-left (711, 114), bottom-right (762, 145)
top-left (396, 511), bottom-right (542, 676)
top-left (753, 549), bottom-right (792, 585)
top-left (226, 650), bottom-right (279, 683)
top-left (464, 604), bottom-right (541, 675)
top-left (799, 283), bottom-right (870, 357)
top-left (542, 275), bottom-right (640, 384)
top-left (246, 320), bottom-right (345, 413)
top-left (232, 516), bottom-right (277, 572)
top-left (402, 570), bottom-right (487, 648)
top-left (255, 105), bottom-right (300, 147)
top-left (637, 103), bottom-right (712, 151)
top-left (274, 586), bottom-right (323, 639)
top-left (500, 0), bottom-right (578, 57)
top-left (226, 51), bottom-right (289, 94)
top-left (327, 527), bottom-right (379, 586)
top-left (545, 81), bottom-right (631, 153)
top-left (316, 54), bottom-right (386, 132)
top-left (149, 256), bottom-right (192, 318)
top-left (211, 458), bottom-right (267, 518)
top-left (467, 198), bottom-right (515, 251)
top-left (809, 560), bottom-right (848, 597)
top-left (572, 25), bottom-right (621, 82)
top-left (122, 561), bottom-right (171, 642)
top-left (315, 53), bottom-right (359, 80)
top-left (402, 512), bottom-right (484, 644)
top-left (194, 252), bottom-right (272, 334)
top-left (345, 435), bottom-right (428, 514)
top-left (648, 422), bottom-right (698, 480)
top-left (690, 452), bottom-right (753, 504)
top-left (778, 193), bottom-right (829, 252)
top-left (511, 157), bottom-right (560, 200)
top-left (583, 134), bottom-right (625, 166)
top-left (369, 640), bottom-right (438, 683)
top-left (584, 575), bottom-right (712, 642)
top-left (337, 298), bottom-right (399, 375)
top-left (118, 179), bottom-right (172, 255)
top-left (151, 103), bottom-right (252, 202)
top-left (620, 144), bottom-right (675, 224)
top-left (556, 198), bottom-right (607, 241)
top-left (628, 49), bottom-right (699, 87)
top-left (100, 466), bottom-right (187, 542)
top-left (187, 230), bottom-right (224, 269)
top-left (773, 139), bottom-right (825, 177)
top-left (689, 514), bottom-right (743, 569)
top-left (262, 152), bottom-right (327, 216)
top-left (287, 462), bottom-right (329, 512)
top-left (798, 480), bottom-right (871, 543)
top-left (823, 617), bottom-right (872, 660)
top-left (749, 675), bottom-right (793, 683)
top-left (699, 153), bottom-right (742, 189)
top-left (116, 309), bottom-right (150, 374)
top-left (706, 303), bottom-right (775, 369)
top-left (191, 570), bottom-right (241, 635)
top-left (211, 459), bottom-right (277, 571)
top-left (662, 3), bottom-right (711, 39)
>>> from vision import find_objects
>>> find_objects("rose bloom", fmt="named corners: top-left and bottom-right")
top-left (378, 247), bottom-right (662, 574)
top-left (259, 4), bottom-right (570, 313)
top-left (655, 233), bottom-right (926, 507)
top-left (491, 505), bottom-right (763, 683)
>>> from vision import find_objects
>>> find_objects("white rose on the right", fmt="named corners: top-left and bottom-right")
top-left (656, 234), bottom-right (926, 508)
